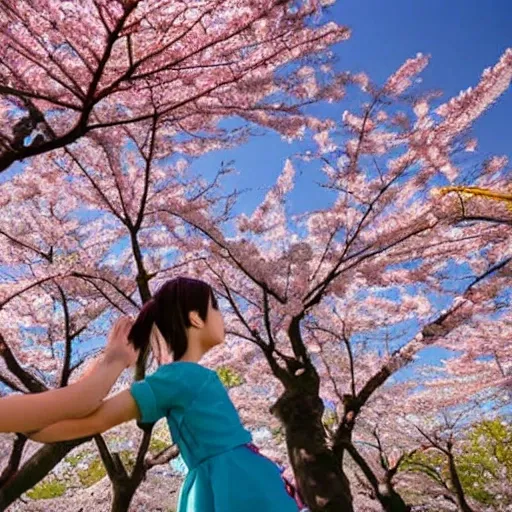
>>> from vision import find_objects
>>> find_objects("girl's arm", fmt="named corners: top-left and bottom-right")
top-left (0, 317), bottom-right (137, 434)
top-left (27, 389), bottom-right (140, 443)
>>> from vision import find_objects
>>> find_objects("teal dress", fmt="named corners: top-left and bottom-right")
top-left (130, 361), bottom-right (298, 512)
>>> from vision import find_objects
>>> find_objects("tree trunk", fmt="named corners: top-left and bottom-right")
top-left (447, 448), bottom-right (475, 512)
top-left (111, 482), bottom-right (138, 512)
top-left (0, 439), bottom-right (85, 510)
top-left (379, 486), bottom-right (411, 512)
top-left (0, 435), bottom-right (27, 488)
top-left (272, 386), bottom-right (354, 512)
top-left (94, 429), bottom-right (152, 512)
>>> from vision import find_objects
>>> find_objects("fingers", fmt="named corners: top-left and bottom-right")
top-left (112, 316), bottom-right (134, 337)
top-left (105, 317), bottom-right (139, 368)
top-left (106, 317), bottom-right (134, 350)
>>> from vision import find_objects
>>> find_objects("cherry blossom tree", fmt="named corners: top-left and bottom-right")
top-left (0, 3), bottom-right (350, 504)
top-left (377, 347), bottom-right (511, 511)
top-left (0, 9), bottom-right (510, 511)
top-left (393, 401), bottom-right (498, 512)
top-left (0, 113), bottom-right (292, 509)
top-left (0, 134), bottom-right (218, 510)
top-left (161, 49), bottom-right (512, 511)
top-left (0, 165), bottom-right (131, 509)
top-left (0, 0), bottom-right (349, 173)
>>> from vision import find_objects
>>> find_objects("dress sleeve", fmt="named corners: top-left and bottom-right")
top-left (130, 363), bottom-right (199, 424)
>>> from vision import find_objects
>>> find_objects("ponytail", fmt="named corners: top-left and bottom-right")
top-left (128, 298), bottom-right (158, 355)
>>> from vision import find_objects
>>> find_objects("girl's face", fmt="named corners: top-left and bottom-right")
top-left (203, 294), bottom-right (225, 349)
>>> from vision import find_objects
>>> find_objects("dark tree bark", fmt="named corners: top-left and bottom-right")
top-left (0, 435), bottom-right (27, 488)
top-left (95, 421), bottom-right (153, 512)
top-left (271, 371), bottom-right (354, 512)
top-left (0, 439), bottom-right (87, 510)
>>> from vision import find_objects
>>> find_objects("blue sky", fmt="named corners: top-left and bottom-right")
top-left (335, 0), bottom-right (512, 153)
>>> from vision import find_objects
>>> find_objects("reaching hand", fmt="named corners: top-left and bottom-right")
top-left (105, 316), bottom-right (138, 369)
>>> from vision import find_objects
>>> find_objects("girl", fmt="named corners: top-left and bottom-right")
top-left (0, 316), bottom-right (137, 433)
top-left (27, 277), bottom-right (300, 512)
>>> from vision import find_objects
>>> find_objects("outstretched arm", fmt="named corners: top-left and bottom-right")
top-left (0, 317), bottom-right (138, 434)
top-left (27, 389), bottom-right (140, 443)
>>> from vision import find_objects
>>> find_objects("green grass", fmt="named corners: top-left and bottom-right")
top-left (26, 478), bottom-right (67, 500)
top-left (65, 452), bottom-right (87, 468)
top-left (77, 457), bottom-right (107, 487)
top-left (119, 450), bottom-right (136, 473)
top-left (149, 436), bottom-right (169, 455)
top-left (217, 366), bottom-right (244, 388)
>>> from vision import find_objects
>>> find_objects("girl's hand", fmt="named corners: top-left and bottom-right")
top-left (104, 317), bottom-right (138, 369)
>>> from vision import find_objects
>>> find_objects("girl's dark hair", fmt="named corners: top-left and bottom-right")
top-left (128, 277), bottom-right (218, 361)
